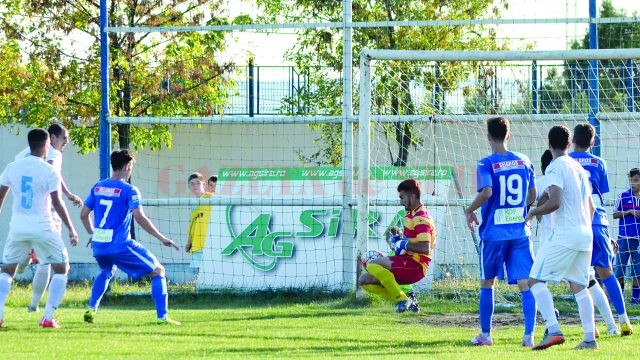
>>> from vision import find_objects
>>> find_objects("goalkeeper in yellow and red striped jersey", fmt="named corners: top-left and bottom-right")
top-left (358, 179), bottom-right (436, 313)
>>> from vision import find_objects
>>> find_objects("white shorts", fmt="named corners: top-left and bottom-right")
top-left (3, 229), bottom-right (68, 265)
top-left (530, 242), bottom-right (591, 286)
top-left (189, 250), bottom-right (203, 269)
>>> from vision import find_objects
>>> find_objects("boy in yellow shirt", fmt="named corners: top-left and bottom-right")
top-left (186, 173), bottom-right (212, 281)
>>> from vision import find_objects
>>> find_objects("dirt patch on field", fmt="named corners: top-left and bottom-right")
top-left (414, 313), bottom-right (582, 328)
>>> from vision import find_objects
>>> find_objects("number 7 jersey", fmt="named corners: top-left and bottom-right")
top-left (84, 178), bottom-right (142, 255)
top-left (476, 151), bottom-right (535, 241)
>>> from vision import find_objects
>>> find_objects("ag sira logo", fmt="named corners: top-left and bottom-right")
top-left (221, 206), bottom-right (294, 271)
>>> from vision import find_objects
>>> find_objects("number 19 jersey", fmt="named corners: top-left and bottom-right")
top-left (476, 151), bottom-right (535, 241)
top-left (84, 178), bottom-right (141, 256)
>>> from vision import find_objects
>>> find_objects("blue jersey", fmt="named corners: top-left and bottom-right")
top-left (476, 151), bottom-right (535, 241)
top-left (84, 179), bottom-right (142, 256)
top-left (615, 188), bottom-right (640, 238)
top-left (569, 151), bottom-right (609, 226)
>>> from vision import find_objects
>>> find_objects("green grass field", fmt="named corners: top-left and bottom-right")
top-left (1, 281), bottom-right (638, 359)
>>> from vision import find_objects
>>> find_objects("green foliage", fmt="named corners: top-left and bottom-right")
top-left (0, 0), bottom-right (241, 153)
top-left (256, 0), bottom-right (508, 166)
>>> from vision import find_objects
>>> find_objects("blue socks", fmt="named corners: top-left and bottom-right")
top-left (603, 275), bottom-right (627, 315)
top-left (151, 275), bottom-right (168, 319)
top-left (479, 288), bottom-right (494, 334)
top-left (521, 290), bottom-right (537, 336)
top-left (89, 269), bottom-right (114, 310)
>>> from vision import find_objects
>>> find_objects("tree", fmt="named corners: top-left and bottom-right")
top-left (0, 1), bottom-right (242, 153)
top-left (257, 0), bottom-right (508, 166)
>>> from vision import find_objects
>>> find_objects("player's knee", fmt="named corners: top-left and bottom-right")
top-left (150, 266), bottom-right (165, 277)
top-left (50, 262), bottom-right (69, 275)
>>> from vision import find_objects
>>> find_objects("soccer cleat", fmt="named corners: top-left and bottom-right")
top-left (406, 291), bottom-right (421, 313)
top-left (157, 317), bottom-right (181, 326)
top-left (532, 331), bottom-right (565, 350)
top-left (573, 341), bottom-right (598, 350)
top-left (394, 299), bottom-right (413, 313)
top-left (84, 309), bottom-right (95, 323)
top-left (27, 305), bottom-right (39, 313)
top-left (521, 335), bottom-right (534, 347)
top-left (621, 322), bottom-right (633, 336)
top-left (470, 333), bottom-right (493, 346)
top-left (39, 317), bottom-right (60, 329)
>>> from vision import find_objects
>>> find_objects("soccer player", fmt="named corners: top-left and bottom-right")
top-left (80, 149), bottom-right (181, 325)
top-left (526, 125), bottom-right (597, 350)
top-left (613, 168), bottom-right (640, 308)
top-left (464, 116), bottom-right (537, 347)
top-left (358, 179), bottom-right (436, 313)
top-left (207, 175), bottom-right (218, 194)
top-left (14, 123), bottom-right (83, 313)
top-left (0, 128), bottom-right (79, 328)
top-left (569, 123), bottom-right (632, 336)
top-left (186, 172), bottom-right (213, 281)
top-left (387, 226), bottom-right (420, 312)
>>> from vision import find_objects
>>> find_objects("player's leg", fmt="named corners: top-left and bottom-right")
top-left (529, 244), bottom-right (568, 350)
top-left (358, 272), bottom-right (397, 302)
top-left (630, 238), bottom-right (640, 306)
top-left (85, 260), bottom-right (116, 323)
top-left (471, 240), bottom-right (502, 346)
top-left (35, 230), bottom-right (70, 328)
top-left (615, 237), bottom-right (632, 294)
top-left (364, 256), bottom-right (412, 311)
top-left (29, 262), bottom-right (51, 312)
top-left (588, 272), bottom-right (618, 335)
top-left (566, 250), bottom-right (597, 349)
top-left (506, 237), bottom-right (536, 347)
top-left (1, 235), bottom-right (33, 326)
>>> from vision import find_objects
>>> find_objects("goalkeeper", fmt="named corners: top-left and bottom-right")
top-left (358, 179), bottom-right (436, 313)
top-left (387, 226), bottom-right (420, 312)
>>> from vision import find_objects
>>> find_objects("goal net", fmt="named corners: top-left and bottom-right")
top-left (358, 49), bottom-right (640, 298)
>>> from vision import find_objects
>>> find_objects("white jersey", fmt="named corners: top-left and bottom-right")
top-left (0, 156), bottom-right (62, 235)
top-left (15, 145), bottom-right (63, 173)
top-left (535, 175), bottom-right (552, 242)
top-left (543, 155), bottom-right (593, 251)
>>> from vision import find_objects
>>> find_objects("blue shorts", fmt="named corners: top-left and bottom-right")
top-left (94, 242), bottom-right (160, 280)
top-left (591, 225), bottom-right (615, 269)
top-left (480, 237), bottom-right (534, 284)
top-left (614, 237), bottom-right (640, 279)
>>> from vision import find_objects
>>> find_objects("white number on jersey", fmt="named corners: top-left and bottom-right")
top-left (21, 176), bottom-right (33, 209)
top-left (498, 174), bottom-right (523, 206)
top-left (98, 199), bottom-right (113, 228)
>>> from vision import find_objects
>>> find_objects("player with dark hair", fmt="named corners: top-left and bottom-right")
top-left (0, 128), bottom-right (79, 328)
top-left (613, 168), bottom-right (640, 309)
top-left (14, 123), bottom-right (83, 313)
top-left (358, 179), bottom-right (436, 313)
top-left (569, 123), bottom-right (632, 336)
top-left (207, 175), bottom-right (218, 194)
top-left (465, 116), bottom-right (537, 347)
top-left (526, 125), bottom-right (598, 350)
top-left (80, 149), bottom-right (181, 325)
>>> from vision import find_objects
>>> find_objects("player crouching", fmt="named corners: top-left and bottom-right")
top-left (358, 179), bottom-right (436, 313)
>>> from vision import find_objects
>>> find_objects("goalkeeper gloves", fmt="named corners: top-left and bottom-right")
top-left (390, 235), bottom-right (408, 256)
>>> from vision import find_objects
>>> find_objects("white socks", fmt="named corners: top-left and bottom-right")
top-left (589, 281), bottom-right (616, 329)
top-left (30, 264), bottom-right (51, 309)
top-left (575, 288), bottom-right (596, 342)
top-left (44, 274), bottom-right (67, 320)
top-left (530, 282), bottom-right (560, 332)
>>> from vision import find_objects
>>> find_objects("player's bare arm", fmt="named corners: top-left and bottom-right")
top-left (51, 190), bottom-right (78, 246)
top-left (47, 159), bottom-right (82, 207)
top-left (406, 240), bottom-right (430, 255)
top-left (526, 185), bottom-right (537, 207)
top-left (525, 185), bottom-right (562, 221)
top-left (133, 208), bottom-right (179, 250)
top-left (0, 185), bottom-right (9, 213)
top-left (80, 205), bottom-right (95, 247)
top-left (465, 186), bottom-right (492, 229)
